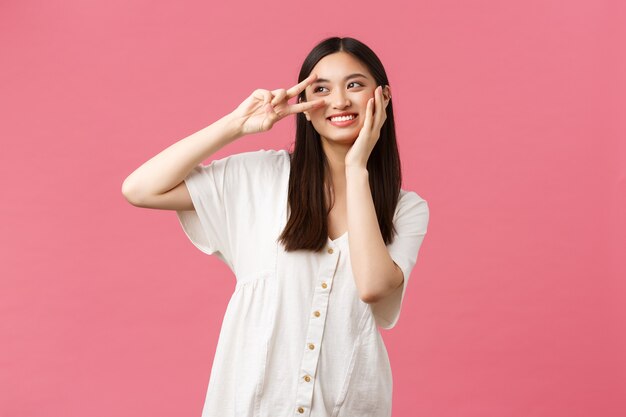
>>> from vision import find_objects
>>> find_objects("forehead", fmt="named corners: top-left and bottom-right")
top-left (309, 52), bottom-right (373, 82)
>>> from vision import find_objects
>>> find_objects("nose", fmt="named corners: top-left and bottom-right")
top-left (331, 89), bottom-right (351, 109)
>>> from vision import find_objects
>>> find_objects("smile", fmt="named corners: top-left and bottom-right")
top-left (327, 114), bottom-right (358, 127)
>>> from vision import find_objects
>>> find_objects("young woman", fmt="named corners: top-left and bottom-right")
top-left (122, 36), bottom-right (429, 417)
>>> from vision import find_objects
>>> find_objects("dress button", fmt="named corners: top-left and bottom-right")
top-left (313, 310), bottom-right (320, 317)
top-left (321, 282), bottom-right (327, 289)
top-left (297, 406), bottom-right (304, 413)
top-left (303, 375), bottom-right (311, 382)
top-left (308, 343), bottom-right (315, 350)
top-left (327, 248), bottom-right (334, 254)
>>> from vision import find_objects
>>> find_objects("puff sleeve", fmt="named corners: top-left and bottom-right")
top-left (371, 191), bottom-right (430, 330)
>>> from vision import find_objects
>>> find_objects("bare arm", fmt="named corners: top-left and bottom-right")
top-left (121, 74), bottom-right (325, 210)
top-left (344, 85), bottom-right (397, 303)
top-left (121, 113), bottom-right (243, 209)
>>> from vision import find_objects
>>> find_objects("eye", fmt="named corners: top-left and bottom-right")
top-left (313, 82), bottom-right (363, 93)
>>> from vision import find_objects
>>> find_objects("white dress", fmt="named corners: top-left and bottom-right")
top-left (176, 148), bottom-right (429, 417)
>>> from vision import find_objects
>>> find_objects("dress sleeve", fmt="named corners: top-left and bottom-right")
top-left (174, 148), bottom-right (286, 273)
top-left (371, 191), bottom-right (430, 330)
top-left (175, 155), bottom-right (235, 270)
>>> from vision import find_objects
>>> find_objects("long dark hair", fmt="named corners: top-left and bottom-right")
top-left (278, 36), bottom-right (402, 252)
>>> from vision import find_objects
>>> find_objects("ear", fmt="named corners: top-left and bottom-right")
top-left (382, 85), bottom-right (392, 106)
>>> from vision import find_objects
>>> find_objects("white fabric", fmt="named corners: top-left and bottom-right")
top-left (176, 148), bottom-right (429, 417)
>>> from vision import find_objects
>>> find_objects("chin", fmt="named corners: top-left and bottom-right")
top-left (323, 133), bottom-right (359, 143)
top-left (317, 126), bottom-right (362, 142)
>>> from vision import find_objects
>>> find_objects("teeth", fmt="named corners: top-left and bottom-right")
top-left (330, 114), bottom-right (356, 122)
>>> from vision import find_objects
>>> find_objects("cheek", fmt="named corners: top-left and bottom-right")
top-left (310, 107), bottom-right (325, 117)
top-left (358, 95), bottom-right (374, 111)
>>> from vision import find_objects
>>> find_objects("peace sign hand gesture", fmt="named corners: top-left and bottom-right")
top-left (230, 73), bottom-right (325, 136)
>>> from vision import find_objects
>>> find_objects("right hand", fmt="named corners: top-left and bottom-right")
top-left (229, 73), bottom-right (326, 136)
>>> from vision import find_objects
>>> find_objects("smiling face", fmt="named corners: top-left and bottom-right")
top-left (301, 51), bottom-right (390, 146)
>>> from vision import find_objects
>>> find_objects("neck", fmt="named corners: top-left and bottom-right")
top-left (320, 136), bottom-right (351, 192)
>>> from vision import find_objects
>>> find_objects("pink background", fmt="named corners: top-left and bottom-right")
top-left (1, 1), bottom-right (625, 416)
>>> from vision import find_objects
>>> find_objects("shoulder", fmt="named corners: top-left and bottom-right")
top-left (219, 148), bottom-right (289, 174)
top-left (226, 148), bottom-right (289, 164)
top-left (397, 189), bottom-right (429, 215)
top-left (201, 148), bottom-right (289, 181)
top-left (393, 189), bottom-right (430, 232)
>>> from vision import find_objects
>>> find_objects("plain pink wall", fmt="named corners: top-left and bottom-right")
top-left (1, 1), bottom-right (624, 416)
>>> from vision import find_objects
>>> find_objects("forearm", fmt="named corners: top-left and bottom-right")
top-left (346, 165), bottom-right (400, 302)
top-left (122, 112), bottom-right (244, 199)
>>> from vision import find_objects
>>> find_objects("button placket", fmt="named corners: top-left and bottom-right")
top-left (293, 243), bottom-right (340, 416)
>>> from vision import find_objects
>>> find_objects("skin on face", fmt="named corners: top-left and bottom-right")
top-left (302, 52), bottom-right (391, 151)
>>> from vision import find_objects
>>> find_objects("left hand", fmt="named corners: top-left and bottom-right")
top-left (345, 85), bottom-right (391, 168)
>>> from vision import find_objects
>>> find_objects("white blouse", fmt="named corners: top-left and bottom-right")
top-left (176, 148), bottom-right (429, 417)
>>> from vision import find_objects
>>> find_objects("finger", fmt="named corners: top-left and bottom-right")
top-left (257, 89), bottom-right (272, 107)
top-left (376, 86), bottom-right (387, 128)
top-left (270, 88), bottom-right (287, 106)
top-left (252, 89), bottom-right (270, 104)
top-left (364, 90), bottom-right (378, 129)
top-left (365, 98), bottom-right (374, 130)
top-left (375, 86), bottom-right (383, 125)
top-left (384, 85), bottom-right (391, 108)
top-left (286, 73), bottom-right (318, 99)
top-left (286, 98), bottom-right (325, 115)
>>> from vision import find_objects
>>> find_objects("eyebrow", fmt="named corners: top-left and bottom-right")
top-left (312, 73), bottom-right (368, 84)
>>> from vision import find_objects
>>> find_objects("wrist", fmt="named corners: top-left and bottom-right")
top-left (222, 112), bottom-right (246, 140)
top-left (345, 164), bottom-right (369, 177)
